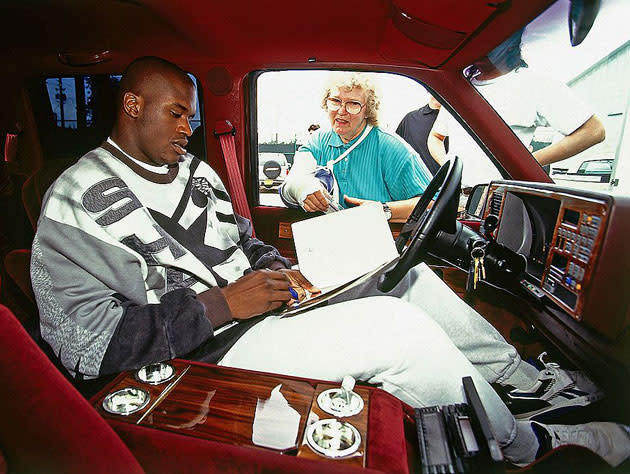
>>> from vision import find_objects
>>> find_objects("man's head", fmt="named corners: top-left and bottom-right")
top-left (321, 72), bottom-right (380, 143)
top-left (468, 29), bottom-right (528, 81)
top-left (428, 95), bottom-right (441, 110)
top-left (307, 123), bottom-right (320, 134)
top-left (112, 56), bottom-right (197, 167)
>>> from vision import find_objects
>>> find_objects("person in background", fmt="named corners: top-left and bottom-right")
top-left (428, 30), bottom-right (605, 169)
top-left (280, 72), bottom-right (431, 222)
top-left (396, 95), bottom-right (445, 175)
top-left (307, 123), bottom-right (320, 134)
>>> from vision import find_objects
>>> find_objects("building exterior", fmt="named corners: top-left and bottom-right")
top-left (554, 41), bottom-right (630, 194)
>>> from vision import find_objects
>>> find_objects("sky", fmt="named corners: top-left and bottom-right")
top-left (257, 71), bottom-right (429, 143)
top-left (522, 0), bottom-right (630, 82)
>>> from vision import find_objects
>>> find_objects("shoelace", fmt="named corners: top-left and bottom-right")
top-left (537, 352), bottom-right (561, 376)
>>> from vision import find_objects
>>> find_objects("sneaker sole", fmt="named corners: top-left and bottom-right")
top-left (512, 391), bottom-right (605, 420)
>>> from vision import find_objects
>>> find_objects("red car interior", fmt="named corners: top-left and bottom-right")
top-left (0, 0), bottom-right (628, 472)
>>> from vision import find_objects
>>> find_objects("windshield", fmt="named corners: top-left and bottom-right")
top-left (468, 0), bottom-right (629, 196)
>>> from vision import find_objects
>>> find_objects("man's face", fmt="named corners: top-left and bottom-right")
top-left (327, 86), bottom-right (368, 143)
top-left (428, 96), bottom-right (441, 110)
top-left (135, 74), bottom-right (197, 166)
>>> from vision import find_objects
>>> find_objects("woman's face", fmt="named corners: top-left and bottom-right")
top-left (327, 86), bottom-right (368, 143)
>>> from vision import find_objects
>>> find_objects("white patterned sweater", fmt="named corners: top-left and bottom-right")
top-left (31, 143), bottom-right (289, 379)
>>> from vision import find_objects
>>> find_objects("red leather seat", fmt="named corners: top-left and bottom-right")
top-left (0, 158), bottom-right (76, 326)
top-left (0, 304), bottom-right (144, 474)
top-left (3, 249), bottom-right (34, 306)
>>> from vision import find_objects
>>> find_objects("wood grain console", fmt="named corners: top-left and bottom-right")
top-left (94, 359), bottom-right (315, 452)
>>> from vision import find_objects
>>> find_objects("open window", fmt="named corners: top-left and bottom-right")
top-left (254, 70), bottom-right (503, 208)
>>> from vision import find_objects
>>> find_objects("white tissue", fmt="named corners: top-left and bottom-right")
top-left (252, 384), bottom-right (301, 450)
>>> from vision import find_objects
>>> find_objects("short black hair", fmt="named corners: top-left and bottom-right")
top-left (117, 56), bottom-right (192, 102)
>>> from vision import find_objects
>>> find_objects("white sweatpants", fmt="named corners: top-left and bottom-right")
top-left (330, 263), bottom-right (539, 387)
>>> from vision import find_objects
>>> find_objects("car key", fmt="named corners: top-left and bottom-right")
top-left (471, 245), bottom-right (486, 290)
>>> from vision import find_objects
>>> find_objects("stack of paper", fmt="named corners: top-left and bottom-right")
top-left (291, 202), bottom-right (398, 289)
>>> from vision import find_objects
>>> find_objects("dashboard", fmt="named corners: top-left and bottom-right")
top-left (481, 181), bottom-right (630, 342)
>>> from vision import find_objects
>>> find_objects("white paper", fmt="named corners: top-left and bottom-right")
top-left (291, 202), bottom-right (398, 288)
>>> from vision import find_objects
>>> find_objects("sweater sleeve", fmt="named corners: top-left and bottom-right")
top-left (234, 213), bottom-right (292, 270)
top-left (31, 215), bottom-right (217, 379)
top-left (100, 288), bottom-right (214, 375)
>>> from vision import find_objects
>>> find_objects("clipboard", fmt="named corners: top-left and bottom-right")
top-left (278, 256), bottom-right (400, 317)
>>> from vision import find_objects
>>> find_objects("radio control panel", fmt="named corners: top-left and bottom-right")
top-left (543, 207), bottom-right (606, 318)
top-left (484, 183), bottom-right (610, 322)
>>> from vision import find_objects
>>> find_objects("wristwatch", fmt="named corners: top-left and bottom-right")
top-left (382, 202), bottom-right (392, 221)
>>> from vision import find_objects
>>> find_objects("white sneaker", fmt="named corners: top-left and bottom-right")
top-left (532, 421), bottom-right (630, 467)
top-left (504, 353), bottom-right (604, 420)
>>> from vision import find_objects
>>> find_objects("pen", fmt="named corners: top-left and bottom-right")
top-left (322, 189), bottom-right (342, 212)
top-left (328, 200), bottom-right (342, 212)
top-left (289, 287), bottom-right (299, 300)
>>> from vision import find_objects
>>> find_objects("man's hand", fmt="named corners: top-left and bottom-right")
top-left (278, 269), bottom-right (321, 302)
top-left (302, 189), bottom-right (331, 213)
top-left (220, 269), bottom-right (293, 319)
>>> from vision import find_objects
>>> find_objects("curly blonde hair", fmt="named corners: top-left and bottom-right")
top-left (321, 72), bottom-right (380, 127)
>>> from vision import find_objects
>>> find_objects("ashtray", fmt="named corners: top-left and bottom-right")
top-left (317, 388), bottom-right (364, 417)
top-left (305, 419), bottom-right (361, 458)
top-left (102, 387), bottom-right (150, 416)
top-left (135, 362), bottom-right (175, 385)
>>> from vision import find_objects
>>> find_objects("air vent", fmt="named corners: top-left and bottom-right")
top-left (490, 189), bottom-right (504, 216)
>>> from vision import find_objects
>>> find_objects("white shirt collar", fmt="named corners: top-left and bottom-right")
top-left (106, 137), bottom-right (170, 174)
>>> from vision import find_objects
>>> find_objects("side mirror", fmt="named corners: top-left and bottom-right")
top-left (569, 0), bottom-right (601, 47)
top-left (464, 184), bottom-right (489, 219)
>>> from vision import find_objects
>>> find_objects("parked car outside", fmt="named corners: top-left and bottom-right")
top-left (552, 158), bottom-right (614, 191)
top-left (258, 152), bottom-right (289, 191)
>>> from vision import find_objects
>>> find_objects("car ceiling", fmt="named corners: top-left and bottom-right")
top-left (0, 0), bottom-right (555, 72)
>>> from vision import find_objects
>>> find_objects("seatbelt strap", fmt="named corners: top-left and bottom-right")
top-left (214, 119), bottom-right (255, 236)
top-left (325, 124), bottom-right (373, 169)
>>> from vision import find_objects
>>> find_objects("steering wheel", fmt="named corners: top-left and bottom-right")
top-left (377, 156), bottom-right (462, 292)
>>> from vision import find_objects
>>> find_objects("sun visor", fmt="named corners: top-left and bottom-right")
top-left (380, 0), bottom-right (510, 67)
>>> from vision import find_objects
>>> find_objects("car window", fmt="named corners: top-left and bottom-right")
top-left (468, 0), bottom-right (629, 196)
top-left (255, 70), bottom-right (502, 207)
top-left (36, 73), bottom-right (204, 160)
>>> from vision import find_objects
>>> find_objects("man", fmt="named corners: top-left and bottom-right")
top-left (31, 57), bottom-right (630, 468)
top-left (280, 72), bottom-right (432, 222)
top-left (428, 30), bottom-right (605, 169)
top-left (395, 95), bottom-right (444, 175)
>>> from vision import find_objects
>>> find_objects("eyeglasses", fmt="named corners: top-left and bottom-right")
top-left (326, 97), bottom-right (365, 115)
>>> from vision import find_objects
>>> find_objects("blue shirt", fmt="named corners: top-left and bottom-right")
top-left (300, 126), bottom-right (431, 207)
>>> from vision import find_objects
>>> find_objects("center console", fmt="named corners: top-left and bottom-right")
top-left (93, 360), bottom-right (504, 473)
top-left (93, 359), bottom-right (411, 472)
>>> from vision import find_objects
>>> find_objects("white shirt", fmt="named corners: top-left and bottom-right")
top-left (432, 68), bottom-right (595, 186)
top-left (431, 109), bottom-right (502, 188)
top-left (471, 68), bottom-right (593, 147)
